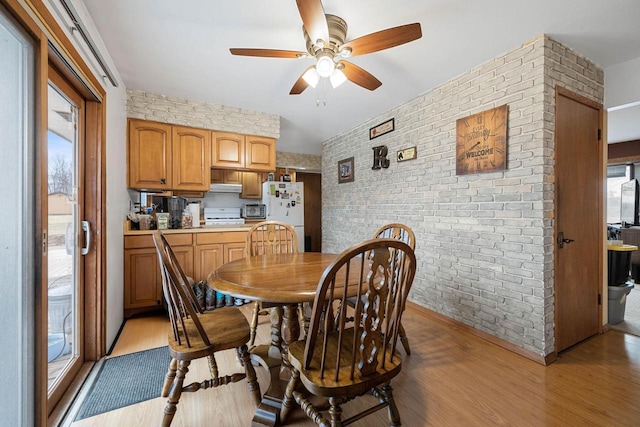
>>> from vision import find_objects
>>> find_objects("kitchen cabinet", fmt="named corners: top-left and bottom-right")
top-left (211, 168), bottom-right (264, 199)
top-left (225, 242), bottom-right (247, 262)
top-left (124, 229), bottom-right (248, 317)
top-left (211, 132), bottom-right (244, 169)
top-left (124, 233), bottom-right (193, 317)
top-left (128, 119), bottom-right (172, 190)
top-left (195, 244), bottom-right (224, 282)
top-left (194, 232), bottom-right (248, 280)
top-left (245, 135), bottom-right (276, 171)
top-left (127, 119), bottom-right (210, 191)
top-left (210, 168), bottom-right (242, 184)
top-left (172, 126), bottom-right (211, 191)
top-left (241, 171), bottom-right (264, 199)
top-left (212, 132), bottom-right (276, 172)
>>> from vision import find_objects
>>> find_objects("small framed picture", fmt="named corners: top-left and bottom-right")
top-left (369, 118), bottom-right (395, 140)
top-left (397, 146), bottom-right (417, 162)
top-left (338, 157), bottom-right (354, 184)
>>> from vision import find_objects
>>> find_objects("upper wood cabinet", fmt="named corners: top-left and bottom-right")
top-left (210, 168), bottom-right (242, 184)
top-left (241, 171), bottom-right (264, 199)
top-left (172, 126), bottom-right (211, 191)
top-left (212, 132), bottom-right (275, 172)
top-left (246, 135), bottom-right (276, 171)
top-left (128, 119), bottom-right (172, 190)
top-left (128, 119), bottom-right (210, 191)
top-left (211, 132), bottom-right (245, 169)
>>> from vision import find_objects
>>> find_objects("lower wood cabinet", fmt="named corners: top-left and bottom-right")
top-left (194, 232), bottom-right (247, 279)
top-left (124, 230), bottom-right (246, 317)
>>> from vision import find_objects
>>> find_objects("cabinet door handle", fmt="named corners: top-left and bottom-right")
top-left (160, 178), bottom-right (166, 184)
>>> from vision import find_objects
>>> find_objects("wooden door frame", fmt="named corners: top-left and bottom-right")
top-left (46, 63), bottom-right (88, 410)
top-left (1, 0), bottom-right (107, 424)
top-left (553, 86), bottom-right (605, 356)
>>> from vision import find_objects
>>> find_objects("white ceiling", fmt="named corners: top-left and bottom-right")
top-left (82, 0), bottom-right (640, 155)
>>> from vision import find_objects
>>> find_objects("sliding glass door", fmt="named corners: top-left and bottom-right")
top-left (0, 4), bottom-right (36, 425)
top-left (46, 66), bottom-right (85, 408)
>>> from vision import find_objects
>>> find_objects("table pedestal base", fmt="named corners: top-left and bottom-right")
top-left (250, 345), bottom-right (288, 426)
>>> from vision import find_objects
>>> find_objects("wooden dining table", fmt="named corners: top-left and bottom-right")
top-left (208, 252), bottom-right (341, 426)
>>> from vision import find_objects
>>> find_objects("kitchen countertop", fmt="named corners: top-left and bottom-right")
top-left (123, 221), bottom-right (255, 236)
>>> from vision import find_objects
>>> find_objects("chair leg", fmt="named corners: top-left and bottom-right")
top-left (237, 344), bottom-right (262, 405)
top-left (381, 384), bottom-right (401, 427)
top-left (328, 396), bottom-right (344, 427)
top-left (207, 354), bottom-right (219, 380)
top-left (161, 358), bottom-right (177, 398)
top-left (162, 359), bottom-right (189, 427)
top-left (250, 301), bottom-right (260, 345)
top-left (399, 323), bottom-right (411, 355)
top-left (279, 367), bottom-right (300, 423)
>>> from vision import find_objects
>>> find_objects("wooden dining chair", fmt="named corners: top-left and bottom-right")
top-left (245, 220), bottom-right (300, 345)
top-left (346, 223), bottom-right (416, 355)
top-left (152, 231), bottom-right (261, 427)
top-left (280, 238), bottom-right (417, 426)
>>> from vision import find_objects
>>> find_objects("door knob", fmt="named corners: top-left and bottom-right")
top-left (557, 232), bottom-right (574, 248)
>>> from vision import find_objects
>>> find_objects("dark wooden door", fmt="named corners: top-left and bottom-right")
top-left (297, 172), bottom-right (322, 252)
top-left (555, 87), bottom-right (603, 352)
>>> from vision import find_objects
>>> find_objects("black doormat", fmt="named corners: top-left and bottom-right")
top-left (75, 346), bottom-right (171, 420)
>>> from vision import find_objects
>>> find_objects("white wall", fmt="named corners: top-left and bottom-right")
top-left (46, 0), bottom-right (128, 350)
top-left (605, 56), bottom-right (640, 108)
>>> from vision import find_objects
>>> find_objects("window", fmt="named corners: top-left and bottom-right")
top-left (607, 164), bottom-right (632, 223)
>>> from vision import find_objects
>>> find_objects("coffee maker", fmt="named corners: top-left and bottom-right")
top-left (165, 196), bottom-right (187, 228)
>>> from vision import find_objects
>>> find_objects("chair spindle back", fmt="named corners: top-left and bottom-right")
top-left (374, 223), bottom-right (416, 250)
top-left (153, 231), bottom-right (210, 348)
top-left (245, 220), bottom-right (299, 256)
top-left (303, 238), bottom-right (416, 381)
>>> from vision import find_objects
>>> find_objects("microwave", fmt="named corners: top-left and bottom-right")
top-left (243, 204), bottom-right (266, 219)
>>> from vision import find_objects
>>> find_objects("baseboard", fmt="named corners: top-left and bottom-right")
top-left (106, 318), bottom-right (128, 356)
top-left (405, 300), bottom-right (552, 365)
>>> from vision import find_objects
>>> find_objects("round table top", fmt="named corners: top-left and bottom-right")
top-left (208, 252), bottom-right (339, 304)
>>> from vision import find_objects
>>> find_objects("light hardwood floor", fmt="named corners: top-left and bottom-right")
top-left (69, 305), bottom-right (640, 426)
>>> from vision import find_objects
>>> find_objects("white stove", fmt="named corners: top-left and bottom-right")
top-left (204, 207), bottom-right (245, 225)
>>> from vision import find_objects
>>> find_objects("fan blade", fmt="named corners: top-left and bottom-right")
top-left (340, 61), bottom-right (382, 91)
top-left (290, 67), bottom-right (313, 95)
top-left (229, 48), bottom-right (307, 59)
top-left (340, 23), bottom-right (422, 56)
top-left (296, 0), bottom-right (329, 45)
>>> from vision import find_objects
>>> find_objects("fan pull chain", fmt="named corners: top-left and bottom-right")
top-left (316, 78), bottom-right (328, 107)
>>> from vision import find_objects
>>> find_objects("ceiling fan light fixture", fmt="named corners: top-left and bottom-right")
top-left (329, 68), bottom-right (347, 88)
top-left (302, 67), bottom-right (320, 88)
top-left (315, 54), bottom-right (335, 78)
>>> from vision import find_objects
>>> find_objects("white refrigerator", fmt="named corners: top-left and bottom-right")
top-left (262, 181), bottom-right (305, 252)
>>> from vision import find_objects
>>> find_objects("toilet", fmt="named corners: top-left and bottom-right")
top-left (608, 282), bottom-right (635, 324)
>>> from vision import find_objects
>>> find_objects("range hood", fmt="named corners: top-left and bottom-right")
top-left (209, 183), bottom-right (242, 193)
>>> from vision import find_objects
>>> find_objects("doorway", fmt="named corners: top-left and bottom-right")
top-left (296, 172), bottom-right (322, 252)
top-left (2, 1), bottom-right (107, 424)
top-left (554, 87), bottom-right (604, 353)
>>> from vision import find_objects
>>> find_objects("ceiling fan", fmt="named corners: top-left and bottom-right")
top-left (229, 0), bottom-right (422, 95)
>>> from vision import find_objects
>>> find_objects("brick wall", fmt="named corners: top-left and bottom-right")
top-left (276, 151), bottom-right (322, 171)
top-left (126, 90), bottom-right (322, 168)
top-left (321, 35), bottom-right (603, 356)
top-left (126, 89), bottom-right (280, 138)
